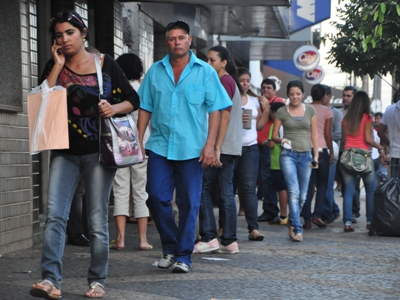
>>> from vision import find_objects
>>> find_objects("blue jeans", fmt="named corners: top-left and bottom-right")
top-left (67, 178), bottom-right (87, 236)
top-left (233, 144), bottom-right (260, 232)
top-left (42, 151), bottom-right (116, 289)
top-left (146, 151), bottom-right (203, 267)
top-left (258, 145), bottom-right (279, 218)
top-left (340, 164), bottom-right (375, 225)
top-left (199, 154), bottom-right (238, 246)
top-left (338, 151), bottom-right (360, 215)
top-left (303, 149), bottom-right (330, 221)
top-left (280, 149), bottom-right (312, 234)
top-left (323, 158), bottom-right (340, 220)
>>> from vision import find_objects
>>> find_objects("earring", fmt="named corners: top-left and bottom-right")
top-left (83, 38), bottom-right (86, 42)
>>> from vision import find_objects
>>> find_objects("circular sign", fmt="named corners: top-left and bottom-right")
top-left (293, 45), bottom-right (320, 71)
top-left (303, 66), bottom-right (325, 84)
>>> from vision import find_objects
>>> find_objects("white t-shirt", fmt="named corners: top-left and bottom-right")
top-left (372, 130), bottom-right (380, 160)
top-left (242, 94), bottom-right (259, 146)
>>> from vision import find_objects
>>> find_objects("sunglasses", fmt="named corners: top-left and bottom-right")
top-left (51, 11), bottom-right (86, 28)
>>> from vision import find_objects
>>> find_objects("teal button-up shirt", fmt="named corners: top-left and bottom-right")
top-left (138, 51), bottom-right (232, 160)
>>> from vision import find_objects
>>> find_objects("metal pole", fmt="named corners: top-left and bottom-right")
top-left (373, 74), bottom-right (379, 113)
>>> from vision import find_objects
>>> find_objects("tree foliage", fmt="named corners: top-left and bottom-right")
top-left (325, 0), bottom-right (400, 81)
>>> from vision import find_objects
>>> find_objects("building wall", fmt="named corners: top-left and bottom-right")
top-left (138, 11), bottom-right (154, 72)
top-left (0, 0), bottom-right (129, 256)
top-left (0, 0), bottom-right (35, 255)
top-left (122, 3), bottom-right (154, 72)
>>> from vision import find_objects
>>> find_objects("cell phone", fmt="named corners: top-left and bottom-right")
top-left (311, 161), bottom-right (318, 167)
top-left (57, 48), bottom-right (63, 55)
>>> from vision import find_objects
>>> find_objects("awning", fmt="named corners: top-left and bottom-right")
top-left (121, 0), bottom-right (290, 5)
top-left (139, 2), bottom-right (290, 39)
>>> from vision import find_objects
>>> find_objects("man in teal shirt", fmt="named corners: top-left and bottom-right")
top-left (137, 20), bottom-right (232, 273)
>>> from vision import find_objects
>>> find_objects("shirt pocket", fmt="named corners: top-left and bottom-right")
top-left (185, 84), bottom-right (205, 105)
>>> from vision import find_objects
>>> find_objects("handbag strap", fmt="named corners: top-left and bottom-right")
top-left (94, 54), bottom-right (103, 98)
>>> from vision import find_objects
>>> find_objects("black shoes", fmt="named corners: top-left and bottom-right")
top-left (68, 234), bottom-right (90, 246)
top-left (258, 213), bottom-right (278, 223)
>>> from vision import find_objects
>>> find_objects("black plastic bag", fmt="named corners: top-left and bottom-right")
top-left (369, 178), bottom-right (400, 236)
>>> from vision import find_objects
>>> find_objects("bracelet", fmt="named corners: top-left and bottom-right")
top-left (378, 148), bottom-right (384, 153)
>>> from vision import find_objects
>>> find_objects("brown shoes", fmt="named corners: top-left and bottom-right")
top-left (248, 230), bottom-right (264, 241)
top-left (344, 225), bottom-right (355, 232)
top-left (312, 217), bottom-right (327, 228)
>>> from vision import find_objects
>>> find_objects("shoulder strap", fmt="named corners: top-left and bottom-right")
top-left (94, 54), bottom-right (103, 98)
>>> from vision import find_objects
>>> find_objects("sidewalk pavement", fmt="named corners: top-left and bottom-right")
top-left (1, 191), bottom-right (399, 300)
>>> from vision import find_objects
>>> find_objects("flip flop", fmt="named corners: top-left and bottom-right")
top-left (139, 242), bottom-right (153, 250)
top-left (109, 240), bottom-right (124, 250)
top-left (85, 282), bottom-right (105, 298)
top-left (30, 280), bottom-right (62, 299)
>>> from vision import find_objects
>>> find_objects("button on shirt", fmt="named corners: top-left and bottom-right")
top-left (138, 51), bottom-right (232, 160)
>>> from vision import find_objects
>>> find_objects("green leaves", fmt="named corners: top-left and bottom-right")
top-left (377, 24), bottom-right (383, 37)
top-left (326, 0), bottom-right (400, 81)
top-left (380, 3), bottom-right (386, 14)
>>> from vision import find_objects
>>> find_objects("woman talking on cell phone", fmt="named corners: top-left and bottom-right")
top-left (272, 80), bottom-right (319, 242)
top-left (29, 9), bottom-right (139, 299)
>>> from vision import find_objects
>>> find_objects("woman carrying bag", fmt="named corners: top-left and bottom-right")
top-left (29, 9), bottom-right (139, 299)
top-left (340, 91), bottom-right (384, 232)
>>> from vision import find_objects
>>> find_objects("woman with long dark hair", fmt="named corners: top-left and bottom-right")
top-left (233, 67), bottom-right (269, 241)
top-left (194, 46), bottom-right (242, 254)
top-left (29, 10), bottom-right (139, 298)
top-left (340, 91), bottom-right (384, 232)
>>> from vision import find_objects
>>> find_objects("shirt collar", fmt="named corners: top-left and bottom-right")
top-left (160, 51), bottom-right (201, 68)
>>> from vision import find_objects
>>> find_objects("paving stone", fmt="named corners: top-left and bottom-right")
top-left (0, 192), bottom-right (399, 299)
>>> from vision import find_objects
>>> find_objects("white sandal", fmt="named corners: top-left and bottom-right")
top-left (29, 279), bottom-right (62, 299)
top-left (85, 282), bottom-right (105, 298)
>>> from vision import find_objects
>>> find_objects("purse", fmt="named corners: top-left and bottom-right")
top-left (340, 148), bottom-right (372, 174)
top-left (95, 55), bottom-right (143, 168)
top-left (27, 79), bottom-right (69, 154)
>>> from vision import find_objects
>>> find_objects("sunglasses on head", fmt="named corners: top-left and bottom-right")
top-left (51, 11), bottom-right (86, 28)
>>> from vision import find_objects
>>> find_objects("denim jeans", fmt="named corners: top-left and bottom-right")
top-left (303, 149), bottom-right (330, 221)
top-left (280, 149), bottom-right (312, 234)
top-left (233, 144), bottom-right (260, 232)
top-left (66, 178), bottom-right (88, 236)
top-left (323, 158), bottom-right (340, 220)
top-left (340, 164), bottom-right (375, 225)
top-left (199, 154), bottom-right (238, 246)
top-left (42, 151), bottom-right (116, 289)
top-left (258, 145), bottom-right (279, 219)
top-left (146, 151), bottom-right (203, 267)
top-left (338, 151), bottom-right (360, 215)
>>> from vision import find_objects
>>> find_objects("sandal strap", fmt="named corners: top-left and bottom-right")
top-left (39, 279), bottom-right (55, 294)
top-left (89, 281), bottom-right (105, 290)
